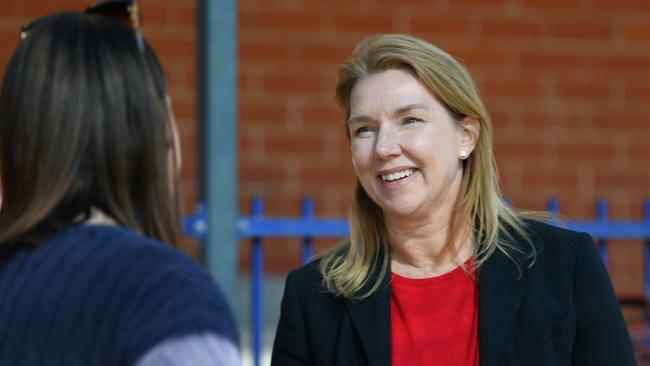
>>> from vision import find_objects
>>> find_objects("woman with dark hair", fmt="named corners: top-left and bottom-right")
top-left (271, 34), bottom-right (635, 366)
top-left (0, 3), bottom-right (239, 365)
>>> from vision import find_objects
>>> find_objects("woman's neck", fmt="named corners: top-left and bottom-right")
top-left (386, 210), bottom-right (474, 278)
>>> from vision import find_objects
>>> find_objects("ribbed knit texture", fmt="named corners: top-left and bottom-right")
top-left (0, 224), bottom-right (239, 366)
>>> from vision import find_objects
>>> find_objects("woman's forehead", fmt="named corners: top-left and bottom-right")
top-left (349, 69), bottom-right (442, 118)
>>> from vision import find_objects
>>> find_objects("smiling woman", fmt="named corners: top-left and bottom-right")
top-left (271, 34), bottom-right (636, 366)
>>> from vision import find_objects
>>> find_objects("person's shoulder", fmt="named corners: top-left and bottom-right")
top-left (72, 226), bottom-right (239, 359)
top-left (285, 258), bottom-right (325, 291)
top-left (54, 224), bottom-right (232, 318)
top-left (60, 224), bottom-right (198, 271)
top-left (519, 219), bottom-right (594, 262)
top-left (521, 219), bottom-right (585, 246)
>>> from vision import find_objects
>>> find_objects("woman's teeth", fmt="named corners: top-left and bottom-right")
top-left (381, 169), bottom-right (414, 182)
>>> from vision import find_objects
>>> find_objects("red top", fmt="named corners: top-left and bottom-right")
top-left (390, 260), bottom-right (479, 366)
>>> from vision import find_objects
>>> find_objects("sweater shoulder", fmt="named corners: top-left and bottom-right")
top-left (45, 225), bottom-right (238, 360)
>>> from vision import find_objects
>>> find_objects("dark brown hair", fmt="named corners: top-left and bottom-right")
top-left (0, 12), bottom-right (182, 254)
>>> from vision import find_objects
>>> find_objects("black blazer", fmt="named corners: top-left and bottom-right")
top-left (271, 221), bottom-right (636, 366)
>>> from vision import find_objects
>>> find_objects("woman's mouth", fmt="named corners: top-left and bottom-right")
top-left (380, 168), bottom-right (414, 182)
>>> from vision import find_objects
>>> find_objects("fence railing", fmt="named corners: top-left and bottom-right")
top-left (185, 197), bottom-right (650, 366)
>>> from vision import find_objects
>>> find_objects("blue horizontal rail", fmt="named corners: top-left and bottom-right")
top-left (186, 197), bottom-right (650, 366)
top-left (185, 200), bottom-right (650, 240)
top-left (185, 207), bottom-right (348, 239)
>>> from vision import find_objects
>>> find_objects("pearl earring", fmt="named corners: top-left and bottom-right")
top-left (459, 150), bottom-right (468, 159)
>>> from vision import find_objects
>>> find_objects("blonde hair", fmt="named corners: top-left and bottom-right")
top-left (319, 34), bottom-right (536, 299)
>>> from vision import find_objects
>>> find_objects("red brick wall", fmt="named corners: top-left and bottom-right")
top-left (1, 1), bottom-right (649, 300)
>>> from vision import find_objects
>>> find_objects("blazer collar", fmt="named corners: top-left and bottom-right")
top-left (345, 263), bottom-right (392, 366)
top-left (478, 248), bottom-right (531, 366)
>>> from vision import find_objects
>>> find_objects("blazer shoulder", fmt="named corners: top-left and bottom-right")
top-left (522, 219), bottom-right (587, 248)
top-left (285, 259), bottom-right (329, 296)
top-left (519, 220), bottom-right (598, 270)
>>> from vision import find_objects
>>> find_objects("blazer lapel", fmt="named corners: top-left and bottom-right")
top-left (345, 276), bottom-right (392, 366)
top-left (478, 248), bottom-right (531, 366)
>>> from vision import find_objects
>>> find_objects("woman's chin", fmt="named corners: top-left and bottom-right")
top-left (379, 201), bottom-right (423, 220)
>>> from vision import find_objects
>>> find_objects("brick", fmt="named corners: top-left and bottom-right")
top-left (240, 102), bottom-right (288, 124)
top-left (334, 14), bottom-right (395, 33)
top-left (518, 111), bottom-right (589, 127)
top-left (482, 19), bottom-right (543, 39)
top-left (301, 165), bottom-right (355, 187)
top-left (593, 0), bottom-right (650, 11)
top-left (553, 22), bottom-right (612, 40)
top-left (593, 113), bottom-right (648, 130)
top-left (520, 52), bottom-right (587, 71)
top-left (451, 0), bottom-right (509, 5)
top-left (179, 6), bottom-right (195, 25)
top-left (299, 43), bottom-right (354, 64)
top-left (0, 2), bottom-right (17, 16)
top-left (408, 17), bottom-right (470, 38)
top-left (24, 1), bottom-right (81, 17)
top-left (555, 143), bottom-right (618, 160)
top-left (624, 23), bottom-right (650, 42)
top-left (555, 81), bottom-right (611, 99)
top-left (241, 10), bottom-right (322, 32)
top-left (264, 134), bottom-right (324, 154)
top-left (480, 79), bottom-right (542, 98)
top-left (170, 101), bottom-right (196, 121)
top-left (452, 48), bottom-right (508, 68)
top-left (139, 3), bottom-right (169, 25)
top-left (520, 171), bottom-right (578, 188)
top-left (0, 31), bottom-right (20, 52)
top-left (594, 172), bottom-right (649, 187)
top-left (240, 40), bottom-right (294, 62)
top-left (628, 143), bottom-right (650, 159)
top-left (240, 164), bottom-right (285, 183)
top-left (301, 104), bottom-right (344, 124)
top-left (493, 141), bottom-right (551, 158)
top-left (625, 84), bottom-right (650, 101)
top-left (592, 55), bottom-right (650, 72)
top-left (147, 38), bottom-right (195, 56)
top-left (262, 73), bottom-right (323, 94)
top-left (521, 0), bottom-right (587, 9)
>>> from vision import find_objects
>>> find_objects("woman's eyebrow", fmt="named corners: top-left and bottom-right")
top-left (348, 103), bottom-right (428, 124)
top-left (347, 114), bottom-right (374, 125)
top-left (392, 103), bottom-right (428, 117)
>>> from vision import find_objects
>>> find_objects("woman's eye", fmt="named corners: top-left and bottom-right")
top-left (402, 117), bottom-right (422, 125)
top-left (354, 126), bottom-right (374, 136)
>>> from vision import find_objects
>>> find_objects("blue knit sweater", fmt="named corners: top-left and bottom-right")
top-left (0, 225), bottom-right (239, 365)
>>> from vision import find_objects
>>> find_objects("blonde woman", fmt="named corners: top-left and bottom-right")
top-left (271, 34), bottom-right (635, 366)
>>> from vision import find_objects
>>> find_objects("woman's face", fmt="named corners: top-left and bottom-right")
top-left (348, 69), bottom-right (478, 219)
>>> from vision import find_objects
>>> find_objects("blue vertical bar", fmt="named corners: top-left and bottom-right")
top-left (546, 197), bottom-right (560, 214)
top-left (643, 199), bottom-right (650, 324)
top-left (596, 199), bottom-right (609, 268)
top-left (546, 198), bottom-right (560, 226)
top-left (199, 0), bottom-right (239, 312)
top-left (301, 197), bottom-right (314, 264)
top-left (251, 197), bottom-right (264, 366)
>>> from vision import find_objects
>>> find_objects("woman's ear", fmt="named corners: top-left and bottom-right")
top-left (457, 117), bottom-right (480, 160)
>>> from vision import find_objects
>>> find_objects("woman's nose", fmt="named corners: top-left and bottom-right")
top-left (374, 127), bottom-right (401, 160)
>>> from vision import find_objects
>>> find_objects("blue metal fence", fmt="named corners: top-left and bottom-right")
top-left (185, 197), bottom-right (650, 366)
